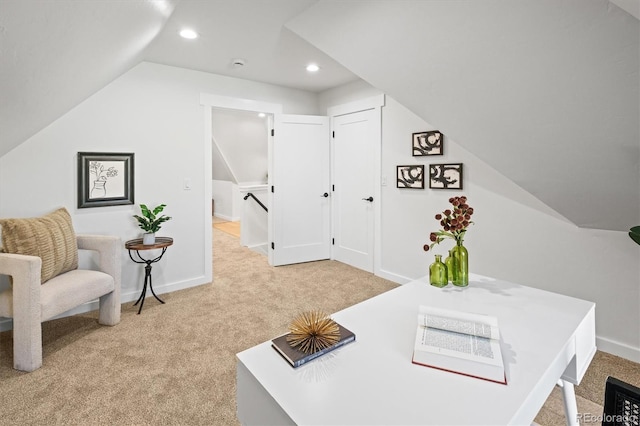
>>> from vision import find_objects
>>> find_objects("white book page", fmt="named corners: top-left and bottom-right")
top-left (415, 326), bottom-right (503, 366)
top-left (418, 306), bottom-right (500, 340)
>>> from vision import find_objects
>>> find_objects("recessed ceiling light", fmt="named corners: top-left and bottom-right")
top-left (306, 63), bottom-right (320, 72)
top-left (258, 113), bottom-right (266, 118)
top-left (179, 29), bottom-right (198, 39)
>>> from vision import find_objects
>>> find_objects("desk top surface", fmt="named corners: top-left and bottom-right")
top-left (236, 273), bottom-right (596, 425)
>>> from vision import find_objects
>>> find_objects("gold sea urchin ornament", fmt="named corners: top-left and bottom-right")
top-left (286, 310), bottom-right (340, 354)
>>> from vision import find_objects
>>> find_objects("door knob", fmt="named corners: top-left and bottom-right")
top-left (321, 192), bottom-right (329, 198)
top-left (362, 196), bottom-right (374, 202)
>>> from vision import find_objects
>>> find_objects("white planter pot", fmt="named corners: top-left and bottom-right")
top-left (143, 233), bottom-right (156, 245)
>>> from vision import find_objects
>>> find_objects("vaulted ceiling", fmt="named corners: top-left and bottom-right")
top-left (286, 0), bottom-right (640, 232)
top-left (1, 0), bottom-right (638, 232)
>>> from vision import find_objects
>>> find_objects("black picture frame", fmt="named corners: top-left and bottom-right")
top-left (412, 130), bottom-right (444, 156)
top-left (78, 152), bottom-right (135, 208)
top-left (396, 165), bottom-right (425, 189)
top-left (429, 163), bottom-right (463, 190)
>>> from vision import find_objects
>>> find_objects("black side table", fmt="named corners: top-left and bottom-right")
top-left (125, 237), bottom-right (173, 314)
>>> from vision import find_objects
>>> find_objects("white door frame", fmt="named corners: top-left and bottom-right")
top-left (327, 94), bottom-right (385, 276)
top-left (199, 93), bottom-right (283, 280)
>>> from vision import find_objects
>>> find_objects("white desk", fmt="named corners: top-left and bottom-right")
top-left (236, 274), bottom-right (596, 425)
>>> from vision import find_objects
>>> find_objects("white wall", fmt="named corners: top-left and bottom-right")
top-left (211, 140), bottom-right (235, 182)
top-left (380, 97), bottom-right (640, 361)
top-left (212, 109), bottom-right (269, 185)
top-left (239, 184), bottom-right (268, 254)
top-left (212, 180), bottom-right (242, 222)
top-left (320, 83), bottom-right (640, 361)
top-left (0, 61), bottom-right (319, 327)
top-left (318, 79), bottom-right (382, 113)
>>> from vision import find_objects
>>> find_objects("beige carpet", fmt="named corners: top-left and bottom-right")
top-left (0, 227), bottom-right (638, 425)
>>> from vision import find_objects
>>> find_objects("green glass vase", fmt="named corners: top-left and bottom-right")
top-left (451, 239), bottom-right (469, 287)
top-left (429, 254), bottom-right (448, 287)
top-left (444, 249), bottom-right (454, 284)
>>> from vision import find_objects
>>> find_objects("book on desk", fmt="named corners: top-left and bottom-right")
top-left (412, 305), bottom-right (507, 385)
top-left (272, 322), bottom-right (356, 368)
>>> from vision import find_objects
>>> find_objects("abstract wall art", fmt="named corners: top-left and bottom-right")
top-left (412, 130), bottom-right (443, 156)
top-left (428, 163), bottom-right (463, 190)
top-left (397, 165), bottom-right (425, 189)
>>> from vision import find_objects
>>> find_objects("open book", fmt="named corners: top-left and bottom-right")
top-left (412, 306), bottom-right (507, 384)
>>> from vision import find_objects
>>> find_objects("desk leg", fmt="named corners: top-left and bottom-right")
top-left (558, 379), bottom-right (579, 426)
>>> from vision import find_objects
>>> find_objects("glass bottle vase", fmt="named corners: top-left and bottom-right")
top-left (451, 239), bottom-right (469, 287)
top-left (429, 254), bottom-right (448, 288)
top-left (444, 249), bottom-right (454, 284)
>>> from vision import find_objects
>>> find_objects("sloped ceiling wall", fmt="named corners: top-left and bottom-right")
top-left (287, 0), bottom-right (640, 232)
top-left (212, 141), bottom-right (235, 183)
top-left (0, 0), bottom-right (177, 157)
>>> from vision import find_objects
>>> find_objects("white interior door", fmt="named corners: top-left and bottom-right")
top-left (332, 109), bottom-right (379, 272)
top-left (270, 114), bottom-right (331, 266)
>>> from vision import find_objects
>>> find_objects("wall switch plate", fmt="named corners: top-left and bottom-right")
top-left (184, 178), bottom-right (192, 190)
top-left (381, 175), bottom-right (388, 186)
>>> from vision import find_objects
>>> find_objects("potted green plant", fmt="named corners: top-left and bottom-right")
top-left (133, 204), bottom-right (172, 245)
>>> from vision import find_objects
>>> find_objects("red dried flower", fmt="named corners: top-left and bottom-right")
top-left (424, 196), bottom-right (475, 252)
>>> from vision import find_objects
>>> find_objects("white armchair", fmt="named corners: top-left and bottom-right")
top-left (0, 234), bottom-right (121, 372)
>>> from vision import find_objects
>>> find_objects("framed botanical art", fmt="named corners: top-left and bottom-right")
top-left (429, 163), bottom-right (463, 190)
top-left (78, 152), bottom-right (135, 208)
top-left (397, 165), bottom-right (425, 189)
top-left (412, 130), bottom-right (443, 156)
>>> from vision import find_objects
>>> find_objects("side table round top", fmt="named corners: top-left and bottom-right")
top-left (125, 237), bottom-right (173, 250)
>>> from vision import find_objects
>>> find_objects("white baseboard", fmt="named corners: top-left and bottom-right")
top-left (0, 276), bottom-right (211, 333)
top-left (596, 336), bottom-right (640, 363)
top-left (376, 268), bottom-right (413, 285)
top-left (213, 213), bottom-right (240, 222)
top-left (248, 243), bottom-right (268, 255)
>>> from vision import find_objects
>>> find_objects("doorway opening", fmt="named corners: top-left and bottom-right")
top-left (211, 107), bottom-right (271, 256)
top-left (202, 93), bottom-right (384, 280)
top-left (200, 94), bottom-right (283, 284)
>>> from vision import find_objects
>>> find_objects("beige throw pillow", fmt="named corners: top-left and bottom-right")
top-left (0, 207), bottom-right (78, 283)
